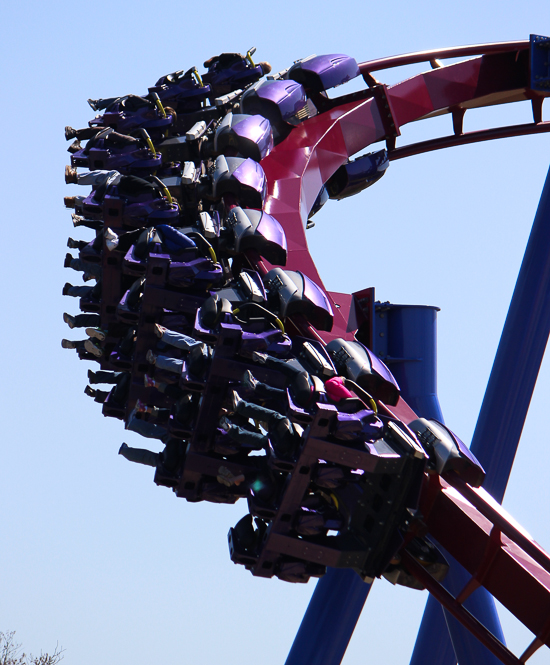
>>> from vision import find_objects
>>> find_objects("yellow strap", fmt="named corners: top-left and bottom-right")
top-left (160, 184), bottom-right (173, 205)
top-left (365, 395), bottom-right (378, 414)
top-left (274, 317), bottom-right (285, 333)
top-left (142, 132), bottom-right (157, 157)
top-left (346, 379), bottom-right (378, 414)
top-left (246, 47), bottom-right (256, 68)
top-left (192, 67), bottom-right (204, 88)
top-left (232, 307), bottom-right (284, 333)
top-left (153, 95), bottom-right (167, 119)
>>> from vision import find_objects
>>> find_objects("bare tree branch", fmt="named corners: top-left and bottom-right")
top-left (0, 632), bottom-right (64, 665)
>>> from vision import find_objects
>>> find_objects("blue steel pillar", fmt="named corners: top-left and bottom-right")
top-left (284, 569), bottom-right (372, 665)
top-left (469, 169), bottom-right (550, 496)
top-left (381, 305), bottom-right (443, 420)
top-left (411, 164), bottom-right (550, 664)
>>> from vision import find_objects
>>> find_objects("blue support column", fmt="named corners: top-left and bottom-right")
top-left (411, 164), bottom-right (550, 664)
top-left (469, 169), bottom-right (550, 495)
top-left (285, 569), bottom-right (372, 665)
top-left (382, 305), bottom-right (443, 421)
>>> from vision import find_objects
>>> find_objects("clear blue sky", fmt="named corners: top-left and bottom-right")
top-left (1, 1), bottom-right (549, 663)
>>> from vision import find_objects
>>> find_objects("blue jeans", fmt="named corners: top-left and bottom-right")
top-left (120, 444), bottom-right (159, 467)
top-left (160, 329), bottom-right (202, 351)
top-left (69, 258), bottom-right (102, 278)
top-left (236, 400), bottom-right (286, 428)
top-left (225, 425), bottom-right (268, 449)
top-left (126, 414), bottom-right (169, 441)
top-left (76, 169), bottom-right (119, 188)
top-left (66, 284), bottom-right (94, 297)
top-left (155, 355), bottom-right (184, 374)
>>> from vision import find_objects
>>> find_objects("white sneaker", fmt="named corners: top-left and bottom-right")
top-left (84, 339), bottom-right (103, 357)
top-left (63, 312), bottom-right (76, 329)
top-left (230, 390), bottom-right (242, 413)
top-left (86, 327), bottom-right (106, 342)
top-left (252, 351), bottom-right (268, 364)
top-left (104, 227), bottom-right (119, 251)
top-left (154, 323), bottom-right (166, 338)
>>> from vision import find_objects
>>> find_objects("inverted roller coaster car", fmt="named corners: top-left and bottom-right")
top-left (229, 410), bottom-right (428, 583)
top-left (62, 40), bottom-right (550, 664)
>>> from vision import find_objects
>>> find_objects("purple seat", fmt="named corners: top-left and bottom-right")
top-left (167, 257), bottom-right (224, 289)
top-left (240, 329), bottom-right (292, 357)
top-left (264, 268), bottom-right (334, 332)
top-left (90, 103), bottom-right (173, 135)
top-left (116, 289), bottom-right (140, 324)
top-left (193, 302), bottom-right (237, 342)
top-left (248, 489), bottom-right (279, 520)
top-left (123, 246), bottom-right (146, 276)
top-left (288, 54), bottom-right (360, 92)
top-left (212, 431), bottom-right (243, 457)
top-left (124, 226), bottom-right (199, 276)
top-left (240, 79), bottom-right (309, 128)
top-left (179, 361), bottom-right (207, 392)
top-left (72, 144), bottom-right (162, 175)
top-left (215, 113), bottom-right (273, 162)
top-left (202, 51), bottom-right (266, 96)
top-left (325, 338), bottom-right (401, 406)
top-left (108, 350), bottom-right (133, 371)
top-left (326, 150), bottom-right (389, 200)
top-left (224, 207), bottom-right (287, 265)
top-left (149, 69), bottom-right (211, 112)
top-left (103, 197), bottom-right (179, 228)
top-left (286, 390), bottom-right (315, 425)
top-left (80, 191), bottom-right (103, 218)
top-left (79, 241), bottom-right (102, 264)
top-left (212, 156), bottom-right (267, 209)
top-left (101, 392), bottom-right (126, 420)
top-left (79, 297), bottom-right (101, 313)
